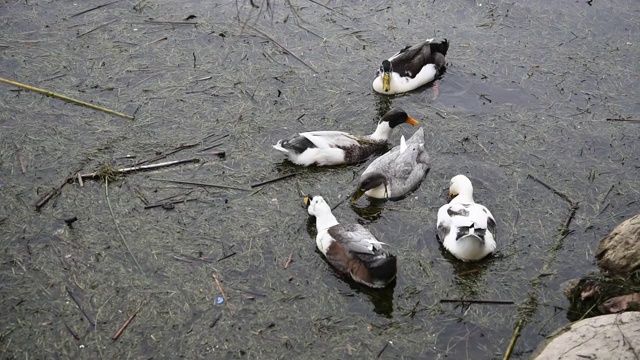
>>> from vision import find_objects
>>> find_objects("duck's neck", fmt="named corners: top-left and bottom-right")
top-left (369, 121), bottom-right (393, 141)
top-left (365, 183), bottom-right (388, 199)
top-left (314, 210), bottom-right (339, 231)
top-left (450, 191), bottom-right (474, 204)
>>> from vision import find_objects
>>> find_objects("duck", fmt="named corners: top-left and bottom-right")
top-left (352, 127), bottom-right (429, 201)
top-left (304, 195), bottom-right (397, 288)
top-left (273, 109), bottom-right (418, 166)
top-left (372, 38), bottom-right (449, 95)
top-left (436, 175), bottom-right (496, 261)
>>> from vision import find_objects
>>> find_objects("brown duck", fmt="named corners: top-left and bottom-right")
top-left (304, 195), bottom-right (397, 288)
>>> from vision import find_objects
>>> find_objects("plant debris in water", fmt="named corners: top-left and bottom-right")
top-left (0, 0), bottom-right (639, 359)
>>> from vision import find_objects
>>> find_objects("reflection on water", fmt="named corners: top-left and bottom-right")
top-left (438, 244), bottom-right (496, 299)
top-left (344, 277), bottom-right (396, 317)
top-left (350, 197), bottom-right (387, 223)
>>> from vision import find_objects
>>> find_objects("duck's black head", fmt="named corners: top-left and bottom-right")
top-left (352, 172), bottom-right (388, 202)
top-left (380, 60), bottom-right (392, 73)
top-left (380, 108), bottom-right (419, 128)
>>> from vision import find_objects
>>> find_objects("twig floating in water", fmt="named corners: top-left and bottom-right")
top-left (144, 198), bottom-right (197, 209)
top-left (77, 19), bottom-right (118, 38)
top-left (35, 185), bottom-right (64, 211)
top-left (606, 118), bottom-right (640, 122)
top-left (247, 25), bottom-right (318, 74)
top-left (0, 77), bottom-right (133, 120)
top-left (283, 253), bottom-right (293, 269)
top-left (217, 252), bottom-right (237, 262)
top-left (307, 0), bottom-right (347, 18)
top-left (143, 20), bottom-right (197, 25)
top-left (212, 273), bottom-right (228, 300)
top-left (198, 143), bottom-right (224, 152)
top-left (502, 318), bottom-right (524, 360)
top-left (133, 143), bottom-right (200, 166)
top-left (210, 313), bottom-right (222, 328)
top-left (408, 300), bottom-right (420, 318)
top-left (65, 286), bottom-right (96, 326)
top-left (35, 164), bottom-right (85, 211)
top-left (600, 184), bottom-right (614, 204)
top-left (251, 173), bottom-right (297, 188)
top-left (81, 158), bottom-right (200, 179)
top-left (145, 36), bottom-right (168, 46)
top-left (71, 0), bottom-right (121, 17)
top-left (106, 178), bottom-right (145, 275)
top-left (112, 312), bottom-right (137, 341)
top-left (212, 273), bottom-right (235, 314)
top-left (64, 322), bottom-right (80, 340)
top-left (527, 174), bottom-right (576, 205)
top-left (151, 178), bottom-right (251, 191)
top-left (377, 341), bottom-right (391, 358)
top-left (440, 299), bottom-right (515, 305)
top-left (17, 151), bottom-right (27, 173)
top-left (199, 150), bottom-right (225, 157)
top-left (331, 193), bottom-right (351, 211)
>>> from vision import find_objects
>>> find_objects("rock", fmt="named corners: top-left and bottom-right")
top-left (531, 312), bottom-right (640, 360)
top-left (560, 278), bottom-right (580, 298)
top-left (595, 214), bottom-right (640, 275)
top-left (599, 293), bottom-right (640, 314)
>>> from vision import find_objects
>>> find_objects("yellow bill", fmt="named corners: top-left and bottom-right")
top-left (382, 73), bottom-right (391, 92)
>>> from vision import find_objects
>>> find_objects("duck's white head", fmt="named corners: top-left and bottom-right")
top-left (370, 108), bottom-right (419, 141)
top-left (449, 174), bottom-right (474, 203)
top-left (304, 195), bottom-right (332, 217)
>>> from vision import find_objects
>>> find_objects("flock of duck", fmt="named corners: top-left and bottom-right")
top-left (272, 39), bottom-right (497, 288)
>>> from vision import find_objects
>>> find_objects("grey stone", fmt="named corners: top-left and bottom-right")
top-left (596, 214), bottom-right (640, 275)
top-left (531, 312), bottom-right (640, 360)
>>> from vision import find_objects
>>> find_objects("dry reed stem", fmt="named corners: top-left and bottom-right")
top-left (0, 77), bottom-right (134, 120)
top-left (80, 158), bottom-right (199, 179)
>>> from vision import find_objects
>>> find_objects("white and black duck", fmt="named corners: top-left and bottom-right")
top-left (352, 127), bottom-right (429, 201)
top-left (373, 38), bottom-right (449, 95)
top-left (436, 175), bottom-right (496, 261)
top-left (273, 108), bottom-right (418, 166)
top-left (304, 195), bottom-right (397, 288)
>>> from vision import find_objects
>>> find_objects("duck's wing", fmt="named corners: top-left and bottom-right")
top-left (438, 203), bottom-right (495, 241)
top-left (388, 40), bottom-right (446, 78)
top-left (328, 224), bottom-right (385, 255)
top-left (387, 130), bottom-right (429, 187)
top-left (274, 134), bottom-right (318, 155)
top-left (361, 140), bottom-right (425, 187)
top-left (479, 204), bottom-right (496, 234)
top-left (300, 131), bottom-right (361, 149)
top-left (436, 203), bottom-right (457, 243)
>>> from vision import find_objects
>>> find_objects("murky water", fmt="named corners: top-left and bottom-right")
top-left (1, 0), bottom-right (639, 358)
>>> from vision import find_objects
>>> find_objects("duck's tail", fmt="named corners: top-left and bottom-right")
top-left (430, 38), bottom-right (449, 56)
top-left (366, 255), bottom-right (397, 286)
top-left (458, 232), bottom-right (485, 245)
top-left (273, 140), bottom-right (289, 154)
